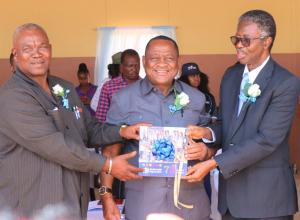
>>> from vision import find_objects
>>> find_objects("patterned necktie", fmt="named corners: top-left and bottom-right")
top-left (237, 72), bottom-right (249, 115)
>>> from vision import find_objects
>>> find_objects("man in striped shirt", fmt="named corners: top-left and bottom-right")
top-left (95, 49), bottom-right (140, 122)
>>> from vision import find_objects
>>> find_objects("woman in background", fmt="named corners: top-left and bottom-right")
top-left (179, 62), bottom-right (217, 120)
top-left (179, 62), bottom-right (217, 202)
top-left (76, 63), bottom-right (97, 116)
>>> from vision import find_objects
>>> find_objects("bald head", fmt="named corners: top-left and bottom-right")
top-left (13, 23), bottom-right (49, 46)
top-left (12, 23), bottom-right (51, 79)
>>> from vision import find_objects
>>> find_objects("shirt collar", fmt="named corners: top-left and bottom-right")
top-left (140, 77), bottom-right (183, 96)
top-left (244, 55), bottom-right (270, 83)
top-left (15, 68), bottom-right (41, 87)
top-left (115, 75), bottom-right (128, 83)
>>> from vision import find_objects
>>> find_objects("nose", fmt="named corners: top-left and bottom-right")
top-left (235, 39), bottom-right (244, 49)
top-left (156, 57), bottom-right (169, 66)
top-left (129, 64), bottom-right (139, 72)
top-left (31, 48), bottom-right (43, 57)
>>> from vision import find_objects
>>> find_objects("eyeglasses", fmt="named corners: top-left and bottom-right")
top-left (230, 36), bottom-right (267, 47)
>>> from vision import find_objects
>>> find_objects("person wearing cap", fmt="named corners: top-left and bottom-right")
top-left (179, 62), bottom-right (217, 120)
top-left (179, 62), bottom-right (217, 206)
top-left (90, 52), bottom-right (122, 112)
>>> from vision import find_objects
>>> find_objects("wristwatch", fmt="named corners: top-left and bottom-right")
top-left (98, 186), bottom-right (112, 196)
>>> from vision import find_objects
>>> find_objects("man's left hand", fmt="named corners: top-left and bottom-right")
top-left (119, 123), bottom-right (151, 140)
top-left (185, 140), bottom-right (209, 161)
top-left (182, 159), bottom-right (217, 182)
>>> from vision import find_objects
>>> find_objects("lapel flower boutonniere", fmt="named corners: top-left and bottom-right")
top-left (52, 84), bottom-right (71, 109)
top-left (169, 90), bottom-right (190, 115)
top-left (240, 83), bottom-right (261, 103)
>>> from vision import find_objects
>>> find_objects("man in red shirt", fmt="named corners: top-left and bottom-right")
top-left (95, 49), bottom-right (140, 122)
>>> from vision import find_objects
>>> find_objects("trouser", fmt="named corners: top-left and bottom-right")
top-left (223, 210), bottom-right (293, 220)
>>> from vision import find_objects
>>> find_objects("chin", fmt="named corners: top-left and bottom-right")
top-left (237, 58), bottom-right (248, 65)
top-left (30, 70), bottom-right (48, 76)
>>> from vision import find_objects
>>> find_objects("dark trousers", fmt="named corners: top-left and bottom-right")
top-left (223, 210), bottom-right (293, 220)
top-left (112, 178), bottom-right (125, 199)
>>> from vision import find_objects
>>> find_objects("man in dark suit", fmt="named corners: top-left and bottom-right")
top-left (0, 23), bottom-right (144, 218)
top-left (183, 10), bottom-right (300, 220)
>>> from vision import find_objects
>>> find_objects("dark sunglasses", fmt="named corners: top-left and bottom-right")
top-left (230, 36), bottom-right (267, 47)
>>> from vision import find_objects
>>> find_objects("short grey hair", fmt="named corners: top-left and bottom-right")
top-left (239, 10), bottom-right (276, 51)
top-left (145, 35), bottom-right (179, 57)
top-left (13, 23), bottom-right (48, 44)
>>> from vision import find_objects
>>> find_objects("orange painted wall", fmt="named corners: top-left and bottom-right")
top-left (0, 0), bottom-right (299, 58)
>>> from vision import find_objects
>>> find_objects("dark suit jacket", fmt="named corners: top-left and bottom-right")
top-left (212, 58), bottom-right (300, 218)
top-left (0, 70), bottom-right (122, 218)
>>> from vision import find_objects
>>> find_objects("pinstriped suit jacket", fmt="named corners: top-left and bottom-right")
top-left (0, 70), bottom-right (122, 218)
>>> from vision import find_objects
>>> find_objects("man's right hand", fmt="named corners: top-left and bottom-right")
top-left (105, 151), bottom-right (144, 181)
top-left (101, 194), bottom-right (120, 220)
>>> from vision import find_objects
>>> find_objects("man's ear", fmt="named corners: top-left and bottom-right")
top-left (264, 36), bottom-right (272, 49)
top-left (11, 48), bottom-right (16, 57)
top-left (142, 55), bottom-right (146, 69)
top-left (11, 48), bottom-right (17, 62)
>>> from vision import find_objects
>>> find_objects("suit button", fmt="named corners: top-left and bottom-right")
top-left (229, 143), bottom-right (234, 146)
top-left (65, 125), bottom-right (69, 129)
top-left (230, 169), bottom-right (239, 176)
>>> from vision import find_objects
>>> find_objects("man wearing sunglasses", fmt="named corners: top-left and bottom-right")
top-left (183, 10), bottom-right (300, 220)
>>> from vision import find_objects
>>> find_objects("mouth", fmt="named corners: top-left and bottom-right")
top-left (236, 50), bottom-right (246, 60)
top-left (154, 69), bottom-right (169, 75)
top-left (128, 71), bottom-right (138, 76)
top-left (31, 60), bottom-right (46, 66)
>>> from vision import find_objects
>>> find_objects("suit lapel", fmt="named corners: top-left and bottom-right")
top-left (253, 58), bottom-right (274, 94)
top-left (15, 71), bottom-right (57, 110)
top-left (228, 58), bottom-right (274, 139)
top-left (224, 66), bottom-right (244, 142)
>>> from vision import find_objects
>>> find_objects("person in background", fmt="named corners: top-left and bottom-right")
top-left (95, 49), bottom-right (140, 204)
top-left (95, 49), bottom-right (140, 122)
top-left (0, 23), bottom-right (145, 219)
top-left (179, 62), bottom-right (217, 121)
top-left (90, 52), bottom-right (121, 112)
top-left (179, 62), bottom-right (216, 204)
top-left (183, 10), bottom-right (300, 220)
top-left (75, 63), bottom-right (97, 116)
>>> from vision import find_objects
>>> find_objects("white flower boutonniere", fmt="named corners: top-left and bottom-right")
top-left (52, 84), bottom-right (71, 109)
top-left (240, 83), bottom-right (261, 103)
top-left (169, 91), bottom-right (190, 115)
top-left (52, 84), bottom-right (65, 97)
